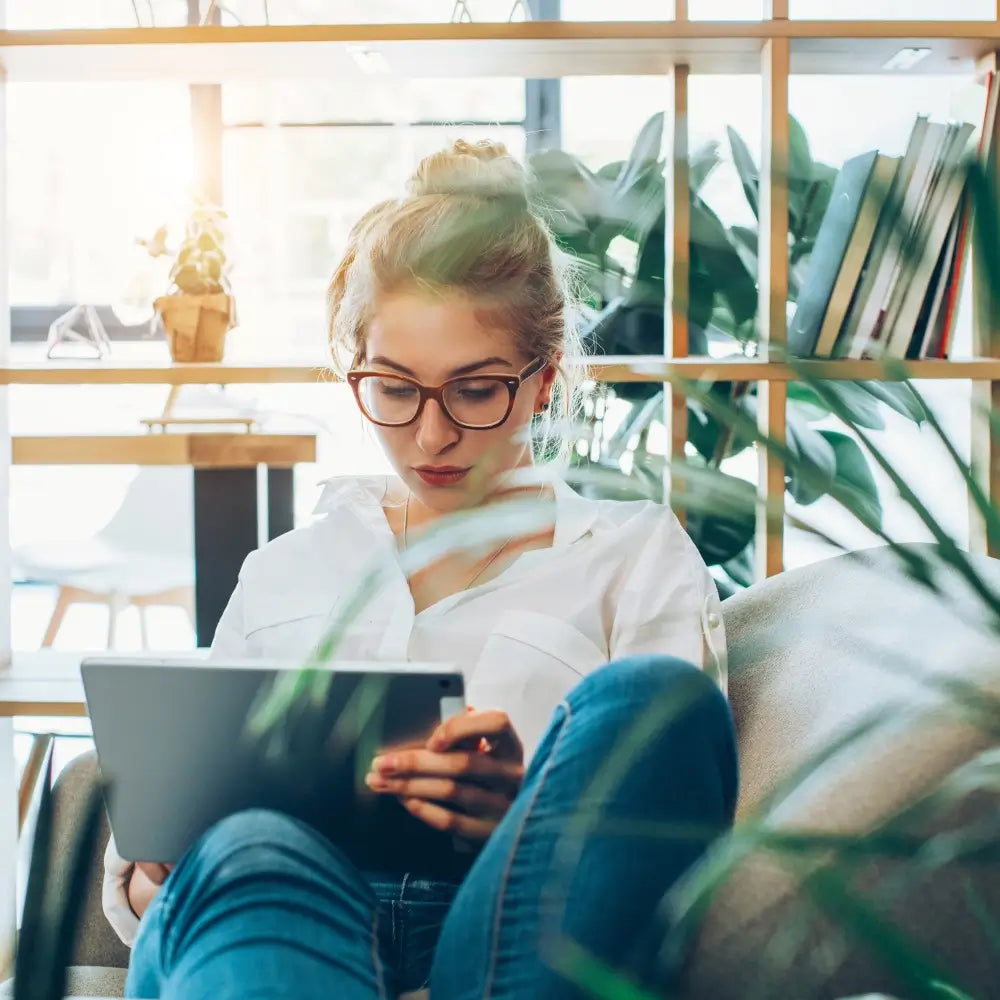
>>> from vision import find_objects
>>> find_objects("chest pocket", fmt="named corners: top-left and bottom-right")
top-left (242, 589), bottom-right (336, 660)
top-left (469, 610), bottom-right (608, 762)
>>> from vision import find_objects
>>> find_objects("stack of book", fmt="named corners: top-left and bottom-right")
top-left (788, 73), bottom-right (999, 361)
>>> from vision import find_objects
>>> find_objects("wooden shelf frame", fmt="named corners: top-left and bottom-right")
top-left (3, 356), bottom-right (1000, 385)
top-left (5, 12), bottom-right (1000, 974)
top-left (1, 20), bottom-right (1000, 80)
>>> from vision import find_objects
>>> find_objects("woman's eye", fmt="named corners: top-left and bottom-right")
top-left (377, 382), bottom-right (417, 398)
top-left (457, 382), bottom-right (500, 402)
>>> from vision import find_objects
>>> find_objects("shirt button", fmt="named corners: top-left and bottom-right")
top-left (706, 611), bottom-right (722, 629)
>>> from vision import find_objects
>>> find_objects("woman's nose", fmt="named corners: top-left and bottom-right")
top-left (415, 399), bottom-right (461, 454)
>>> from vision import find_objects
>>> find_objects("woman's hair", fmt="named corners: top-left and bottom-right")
top-left (326, 138), bottom-right (584, 460)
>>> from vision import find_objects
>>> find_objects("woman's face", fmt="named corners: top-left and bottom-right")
top-left (359, 290), bottom-right (556, 513)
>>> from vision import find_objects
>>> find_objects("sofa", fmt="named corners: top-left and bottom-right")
top-left (6, 542), bottom-right (1000, 999)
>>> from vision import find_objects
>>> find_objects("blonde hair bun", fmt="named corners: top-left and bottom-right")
top-left (406, 139), bottom-right (529, 206)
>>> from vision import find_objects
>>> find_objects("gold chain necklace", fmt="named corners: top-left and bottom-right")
top-left (401, 487), bottom-right (543, 593)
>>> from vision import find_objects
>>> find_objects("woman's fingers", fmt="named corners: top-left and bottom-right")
top-left (428, 709), bottom-right (523, 762)
top-left (365, 775), bottom-right (511, 818)
top-left (400, 797), bottom-right (496, 841)
top-left (370, 748), bottom-right (524, 792)
top-left (135, 861), bottom-right (173, 885)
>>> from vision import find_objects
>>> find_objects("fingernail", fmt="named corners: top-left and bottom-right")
top-left (372, 755), bottom-right (396, 774)
top-left (365, 773), bottom-right (390, 790)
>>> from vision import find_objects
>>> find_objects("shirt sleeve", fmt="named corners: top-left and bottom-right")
top-left (101, 833), bottom-right (139, 946)
top-left (208, 575), bottom-right (250, 660)
top-left (609, 508), bottom-right (728, 697)
top-left (100, 563), bottom-right (254, 945)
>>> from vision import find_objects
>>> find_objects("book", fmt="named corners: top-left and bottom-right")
top-left (849, 118), bottom-right (950, 358)
top-left (834, 123), bottom-right (930, 359)
top-left (787, 150), bottom-right (879, 357)
top-left (882, 122), bottom-right (974, 358)
top-left (919, 209), bottom-right (962, 359)
top-left (814, 154), bottom-right (898, 358)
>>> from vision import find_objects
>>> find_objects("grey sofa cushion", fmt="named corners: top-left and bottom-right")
top-left (0, 964), bottom-right (127, 997)
top-left (682, 543), bottom-right (1000, 999)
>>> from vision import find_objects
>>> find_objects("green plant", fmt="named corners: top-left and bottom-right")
top-left (12, 752), bottom-right (104, 1000)
top-left (142, 198), bottom-right (231, 297)
top-left (528, 115), bottom-right (922, 586)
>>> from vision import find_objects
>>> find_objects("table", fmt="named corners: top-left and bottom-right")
top-left (12, 433), bottom-right (317, 646)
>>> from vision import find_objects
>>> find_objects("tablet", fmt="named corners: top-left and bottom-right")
top-left (81, 656), bottom-right (470, 880)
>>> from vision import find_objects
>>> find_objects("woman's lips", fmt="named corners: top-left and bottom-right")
top-left (414, 467), bottom-right (470, 487)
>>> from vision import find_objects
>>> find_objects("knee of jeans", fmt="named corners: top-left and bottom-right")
top-left (570, 655), bottom-right (730, 728)
top-left (185, 808), bottom-right (324, 875)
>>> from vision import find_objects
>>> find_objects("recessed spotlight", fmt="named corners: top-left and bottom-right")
top-left (882, 47), bottom-right (932, 72)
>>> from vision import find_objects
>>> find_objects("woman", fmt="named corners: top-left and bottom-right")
top-left (103, 139), bottom-right (738, 999)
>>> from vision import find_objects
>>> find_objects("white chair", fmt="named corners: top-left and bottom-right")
top-left (13, 466), bottom-right (196, 649)
top-left (13, 466), bottom-right (196, 831)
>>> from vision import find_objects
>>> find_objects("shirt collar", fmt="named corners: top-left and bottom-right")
top-left (552, 475), bottom-right (598, 548)
top-left (312, 472), bottom-right (598, 547)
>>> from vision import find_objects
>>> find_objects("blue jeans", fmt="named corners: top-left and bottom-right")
top-left (127, 655), bottom-right (739, 999)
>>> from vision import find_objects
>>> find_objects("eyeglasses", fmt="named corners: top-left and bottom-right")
top-left (346, 356), bottom-right (547, 431)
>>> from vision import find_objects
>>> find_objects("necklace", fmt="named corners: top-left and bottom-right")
top-left (401, 487), bottom-right (544, 593)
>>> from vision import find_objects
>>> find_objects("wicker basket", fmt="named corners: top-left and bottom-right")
top-left (155, 292), bottom-right (235, 362)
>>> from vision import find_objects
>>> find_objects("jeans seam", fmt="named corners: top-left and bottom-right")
top-left (371, 904), bottom-right (388, 1000)
top-left (482, 698), bottom-right (574, 1000)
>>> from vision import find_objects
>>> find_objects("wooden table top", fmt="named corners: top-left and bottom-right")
top-left (0, 650), bottom-right (209, 717)
top-left (11, 432), bottom-right (317, 468)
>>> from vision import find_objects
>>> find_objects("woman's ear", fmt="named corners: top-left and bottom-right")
top-left (538, 356), bottom-right (560, 408)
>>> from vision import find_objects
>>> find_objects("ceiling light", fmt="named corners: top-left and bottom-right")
top-left (882, 47), bottom-right (932, 72)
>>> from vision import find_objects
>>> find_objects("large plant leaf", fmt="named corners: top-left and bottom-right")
top-left (819, 429), bottom-right (883, 525)
top-left (686, 382), bottom-right (757, 463)
top-left (785, 412), bottom-right (837, 504)
top-left (613, 112), bottom-right (664, 198)
top-left (686, 489), bottom-right (757, 564)
top-left (692, 197), bottom-right (758, 328)
top-left (691, 139), bottom-right (722, 192)
top-left (14, 752), bottom-right (53, 998)
top-left (857, 379), bottom-right (926, 424)
top-left (727, 124), bottom-right (759, 219)
top-left (727, 224), bottom-right (759, 284)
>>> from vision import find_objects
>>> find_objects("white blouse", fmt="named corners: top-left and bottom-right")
top-left (102, 473), bottom-right (727, 945)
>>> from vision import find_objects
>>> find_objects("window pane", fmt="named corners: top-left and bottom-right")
top-left (689, 1), bottom-right (762, 17)
top-left (222, 123), bottom-right (524, 353)
top-left (220, 1), bottom-right (489, 24)
top-left (565, 1), bottom-right (765, 16)
top-left (561, 1), bottom-right (675, 17)
top-left (562, 76), bottom-right (669, 169)
top-left (4, 1), bottom-right (187, 29)
top-left (790, 0), bottom-right (992, 17)
top-left (7, 83), bottom-right (192, 307)
top-left (223, 79), bottom-right (524, 125)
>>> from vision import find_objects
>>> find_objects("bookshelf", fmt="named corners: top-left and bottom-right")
top-left (3, 8), bottom-right (1000, 974)
top-left (0, 16), bottom-right (998, 574)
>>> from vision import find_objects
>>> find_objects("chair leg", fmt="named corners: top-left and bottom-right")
top-left (137, 605), bottom-right (149, 649)
top-left (41, 586), bottom-right (74, 647)
top-left (107, 594), bottom-right (127, 650)
top-left (17, 733), bottom-right (53, 833)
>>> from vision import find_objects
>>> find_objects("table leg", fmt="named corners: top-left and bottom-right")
top-left (193, 468), bottom-right (258, 649)
top-left (1, 717), bottom-right (17, 978)
top-left (267, 467), bottom-right (294, 541)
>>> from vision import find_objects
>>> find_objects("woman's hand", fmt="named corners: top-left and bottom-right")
top-left (127, 862), bottom-right (174, 919)
top-left (365, 709), bottom-right (524, 841)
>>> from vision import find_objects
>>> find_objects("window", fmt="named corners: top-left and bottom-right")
top-left (7, 82), bottom-right (192, 316)
top-left (222, 79), bottom-right (527, 353)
